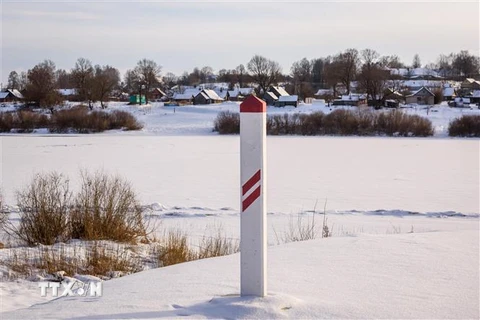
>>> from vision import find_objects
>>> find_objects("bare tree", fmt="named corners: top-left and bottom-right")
top-left (7, 71), bottom-right (19, 89)
top-left (334, 48), bottom-right (360, 94)
top-left (200, 66), bottom-right (214, 84)
top-left (134, 59), bottom-right (161, 104)
top-left (235, 64), bottom-right (248, 88)
top-left (17, 71), bottom-right (28, 92)
top-left (71, 58), bottom-right (95, 108)
top-left (247, 55), bottom-right (282, 95)
top-left (55, 69), bottom-right (73, 89)
top-left (412, 54), bottom-right (422, 68)
top-left (358, 49), bottom-right (387, 107)
top-left (452, 50), bottom-right (480, 77)
top-left (379, 55), bottom-right (405, 69)
top-left (437, 53), bottom-right (454, 78)
top-left (94, 65), bottom-right (120, 108)
top-left (311, 58), bottom-right (326, 87)
top-left (291, 58), bottom-right (313, 99)
top-left (162, 72), bottom-right (177, 89)
top-left (324, 58), bottom-right (341, 98)
top-left (25, 60), bottom-right (62, 112)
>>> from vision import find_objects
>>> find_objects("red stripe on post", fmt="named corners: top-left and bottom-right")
top-left (242, 170), bottom-right (261, 196)
top-left (242, 185), bottom-right (261, 212)
top-left (240, 95), bottom-right (266, 113)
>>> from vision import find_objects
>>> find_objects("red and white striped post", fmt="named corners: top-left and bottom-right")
top-left (240, 95), bottom-right (267, 297)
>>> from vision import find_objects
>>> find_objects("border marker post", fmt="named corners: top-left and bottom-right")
top-left (240, 95), bottom-right (267, 297)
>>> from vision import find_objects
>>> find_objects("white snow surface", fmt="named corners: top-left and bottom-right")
top-left (1, 230), bottom-right (478, 319)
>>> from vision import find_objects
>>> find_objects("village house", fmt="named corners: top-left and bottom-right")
top-left (263, 92), bottom-right (278, 106)
top-left (332, 94), bottom-right (367, 107)
top-left (172, 88), bottom-right (202, 104)
top-left (442, 86), bottom-right (456, 101)
top-left (269, 86), bottom-right (289, 97)
top-left (149, 88), bottom-right (167, 102)
top-left (460, 78), bottom-right (480, 91)
top-left (0, 89), bottom-right (24, 103)
top-left (405, 87), bottom-right (435, 105)
top-left (193, 89), bottom-right (224, 105)
top-left (275, 95), bottom-right (298, 107)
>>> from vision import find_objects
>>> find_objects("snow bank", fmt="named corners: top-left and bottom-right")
top-left (2, 230), bottom-right (478, 319)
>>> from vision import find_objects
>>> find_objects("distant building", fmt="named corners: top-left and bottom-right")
top-left (0, 89), bottom-right (24, 103)
top-left (269, 86), bottom-right (289, 97)
top-left (405, 87), bottom-right (435, 105)
top-left (193, 89), bottom-right (224, 105)
top-left (149, 88), bottom-right (167, 101)
top-left (263, 92), bottom-right (278, 106)
top-left (461, 78), bottom-right (480, 91)
top-left (332, 94), bottom-right (367, 107)
top-left (275, 95), bottom-right (298, 107)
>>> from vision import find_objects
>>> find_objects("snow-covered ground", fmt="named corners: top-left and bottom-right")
top-left (0, 101), bottom-right (479, 318)
top-left (1, 229), bottom-right (478, 319)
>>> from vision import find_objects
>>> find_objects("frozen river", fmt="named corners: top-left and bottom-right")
top-left (1, 135), bottom-right (478, 214)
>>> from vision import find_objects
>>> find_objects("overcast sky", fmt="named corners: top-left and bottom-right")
top-left (1, 0), bottom-right (479, 85)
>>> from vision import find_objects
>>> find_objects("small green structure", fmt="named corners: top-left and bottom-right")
top-left (129, 94), bottom-right (146, 105)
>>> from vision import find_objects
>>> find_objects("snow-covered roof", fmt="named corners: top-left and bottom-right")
top-left (58, 89), bottom-right (77, 96)
top-left (270, 86), bottom-right (289, 96)
top-left (0, 92), bottom-right (9, 99)
top-left (340, 94), bottom-right (366, 101)
top-left (183, 88), bottom-right (202, 96)
top-left (8, 89), bottom-right (24, 99)
top-left (389, 68), bottom-right (439, 78)
top-left (172, 93), bottom-right (194, 100)
top-left (216, 90), bottom-right (229, 99)
top-left (409, 87), bottom-right (434, 97)
top-left (264, 92), bottom-right (278, 100)
top-left (443, 87), bottom-right (455, 97)
top-left (202, 89), bottom-right (223, 101)
top-left (315, 89), bottom-right (333, 96)
top-left (239, 88), bottom-right (254, 95)
top-left (278, 95), bottom-right (298, 102)
top-left (472, 90), bottom-right (480, 98)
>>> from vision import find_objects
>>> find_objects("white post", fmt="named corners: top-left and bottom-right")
top-left (240, 95), bottom-right (267, 297)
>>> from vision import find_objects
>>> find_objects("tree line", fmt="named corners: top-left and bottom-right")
top-left (5, 49), bottom-right (479, 110)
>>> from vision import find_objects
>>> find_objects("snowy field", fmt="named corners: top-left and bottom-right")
top-left (0, 101), bottom-right (479, 318)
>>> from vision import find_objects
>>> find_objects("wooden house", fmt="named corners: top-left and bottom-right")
top-left (405, 87), bottom-right (434, 105)
top-left (193, 89), bottom-right (224, 105)
top-left (0, 89), bottom-right (24, 103)
top-left (275, 95), bottom-right (298, 107)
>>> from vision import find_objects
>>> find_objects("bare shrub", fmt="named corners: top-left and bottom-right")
top-left (50, 107), bottom-right (90, 133)
top-left (109, 110), bottom-right (143, 130)
top-left (299, 112), bottom-right (324, 135)
top-left (51, 107), bottom-right (142, 133)
top-left (10, 172), bottom-right (71, 246)
top-left (213, 111), bottom-right (240, 134)
top-left (15, 111), bottom-right (49, 133)
top-left (448, 115), bottom-right (480, 137)
top-left (70, 171), bottom-right (146, 243)
top-left (323, 109), bottom-right (360, 135)
top-left (376, 110), bottom-right (433, 136)
top-left (157, 229), bottom-right (195, 267)
top-left (0, 112), bottom-right (15, 132)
